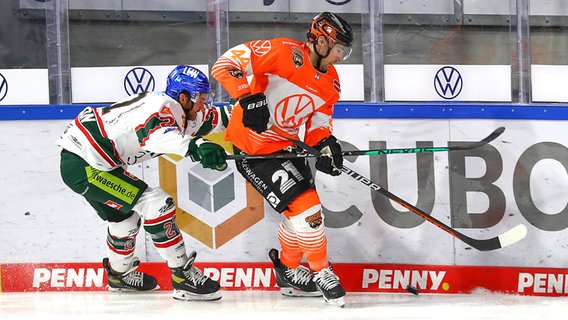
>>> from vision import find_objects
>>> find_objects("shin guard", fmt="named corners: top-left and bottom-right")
top-left (288, 205), bottom-right (328, 272)
top-left (106, 212), bottom-right (141, 274)
top-left (143, 209), bottom-right (187, 268)
top-left (284, 189), bottom-right (329, 272)
top-left (133, 187), bottom-right (188, 268)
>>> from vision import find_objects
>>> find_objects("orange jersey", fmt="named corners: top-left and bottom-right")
top-left (212, 38), bottom-right (341, 154)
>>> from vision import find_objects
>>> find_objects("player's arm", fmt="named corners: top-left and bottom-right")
top-left (304, 103), bottom-right (334, 147)
top-left (142, 127), bottom-right (227, 171)
top-left (211, 43), bottom-right (254, 99)
top-left (137, 106), bottom-right (228, 171)
top-left (138, 121), bottom-right (189, 157)
top-left (212, 41), bottom-right (278, 134)
top-left (304, 104), bottom-right (343, 176)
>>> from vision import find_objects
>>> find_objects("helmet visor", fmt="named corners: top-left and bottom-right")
top-left (190, 92), bottom-right (215, 110)
top-left (327, 37), bottom-right (352, 61)
top-left (190, 91), bottom-right (212, 103)
top-left (205, 92), bottom-right (215, 108)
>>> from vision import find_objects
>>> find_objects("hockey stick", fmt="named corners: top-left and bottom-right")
top-left (268, 126), bottom-right (527, 251)
top-left (226, 127), bottom-right (505, 160)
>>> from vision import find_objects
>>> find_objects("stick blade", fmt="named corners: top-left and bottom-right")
top-left (465, 223), bottom-right (528, 251)
top-left (481, 126), bottom-right (506, 143)
top-left (497, 224), bottom-right (528, 248)
top-left (453, 127), bottom-right (506, 152)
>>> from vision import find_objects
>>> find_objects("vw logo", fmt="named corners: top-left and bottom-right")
top-left (434, 66), bottom-right (463, 100)
top-left (0, 73), bottom-right (8, 101)
top-left (124, 67), bottom-right (155, 95)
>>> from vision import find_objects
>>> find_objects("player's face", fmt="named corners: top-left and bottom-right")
top-left (319, 43), bottom-right (346, 71)
top-left (185, 92), bottom-right (208, 120)
top-left (331, 42), bottom-right (351, 61)
top-left (315, 36), bottom-right (351, 72)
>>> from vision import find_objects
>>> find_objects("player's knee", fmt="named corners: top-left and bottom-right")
top-left (287, 203), bottom-right (324, 233)
top-left (284, 189), bottom-right (323, 233)
top-left (132, 187), bottom-right (176, 220)
top-left (134, 188), bottom-right (183, 246)
top-left (107, 212), bottom-right (141, 238)
top-left (284, 189), bottom-right (324, 232)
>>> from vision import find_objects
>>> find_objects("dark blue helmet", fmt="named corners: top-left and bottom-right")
top-left (165, 65), bottom-right (210, 101)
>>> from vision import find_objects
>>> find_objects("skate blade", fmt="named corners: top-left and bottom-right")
top-left (280, 287), bottom-right (323, 297)
top-left (323, 296), bottom-right (345, 308)
top-left (172, 289), bottom-right (222, 301)
top-left (107, 284), bottom-right (160, 292)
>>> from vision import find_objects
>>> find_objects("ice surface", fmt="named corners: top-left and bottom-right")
top-left (0, 290), bottom-right (565, 320)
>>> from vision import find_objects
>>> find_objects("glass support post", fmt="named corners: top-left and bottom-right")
top-left (45, 0), bottom-right (71, 104)
top-left (207, 0), bottom-right (230, 103)
top-left (511, 0), bottom-right (531, 104)
top-left (362, 0), bottom-right (385, 103)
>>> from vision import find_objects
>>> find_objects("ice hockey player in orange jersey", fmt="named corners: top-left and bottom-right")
top-left (212, 12), bottom-right (353, 307)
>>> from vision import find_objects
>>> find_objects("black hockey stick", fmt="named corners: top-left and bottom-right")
top-left (269, 126), bottom-right (527, 251)
top-left (226, 127), bottom-right (505, 160)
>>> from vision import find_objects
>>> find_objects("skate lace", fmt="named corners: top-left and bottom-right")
top-left (120, 270), bottom-right (144, 288)
top-left (284, 265), bottom-right (313, 286)
top-left (314, 268), bottom-right (340, 290)
top-left (184, 266), bottom-right (208, 286)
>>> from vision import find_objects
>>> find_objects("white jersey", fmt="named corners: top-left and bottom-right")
top-left (56, 91), bottom-right (230, 171)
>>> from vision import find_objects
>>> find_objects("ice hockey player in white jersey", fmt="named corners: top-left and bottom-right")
top-left (57, 65), bottom-right (230, 301)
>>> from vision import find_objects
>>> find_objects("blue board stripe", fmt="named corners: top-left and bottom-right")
top-left (1, 103), bottom-right (568, 120)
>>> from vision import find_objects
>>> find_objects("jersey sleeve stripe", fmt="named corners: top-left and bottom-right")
top-left (74, 117), bottom-right (119, 168)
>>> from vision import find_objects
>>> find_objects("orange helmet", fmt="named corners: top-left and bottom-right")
top-left (307, 12), bottom-right (353, 54)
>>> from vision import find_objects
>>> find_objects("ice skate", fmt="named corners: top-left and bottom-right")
top-left (313, 265), bottom-right (346, 307)
top-left (102, 257), bottom-right (159, 291)
top-left (170, 251), bottom-right (222, 301)
top-left (269, 248), bottom-right (322, 297)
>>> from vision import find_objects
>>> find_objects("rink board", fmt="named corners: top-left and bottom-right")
top-left (1, 262), bottom-right (568, 296)
top-left (3, 105), bottom-right (568, 298)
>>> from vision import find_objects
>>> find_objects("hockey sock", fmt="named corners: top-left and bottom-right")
top-left (277, 220), bottom-right (303, 269)
top-left (284, 189), bottom-right (330, 272)
top-left (143, 209), bottom-right (187, 268)
top-left (296, 227), bottom-right (328, 272)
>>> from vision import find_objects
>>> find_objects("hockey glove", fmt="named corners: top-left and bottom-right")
top-left (187, 137), bottom-right (228, 171)
top-left (315, 135), bottom-right (343, 176)
top-left (239, 93), bottom-right (270, 134)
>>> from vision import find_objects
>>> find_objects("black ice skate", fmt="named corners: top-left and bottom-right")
top-left (269, 248), bottom-right (322, 297)
top-left (103, 257), bottom-right (159, 291)
top-left (313, 265), bottom-right (346, 307)
top-left (170, 251), bottom-right (222, 301)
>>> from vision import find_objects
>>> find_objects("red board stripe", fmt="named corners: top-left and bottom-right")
top-left (1, 262), bottom-right (567, 296)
